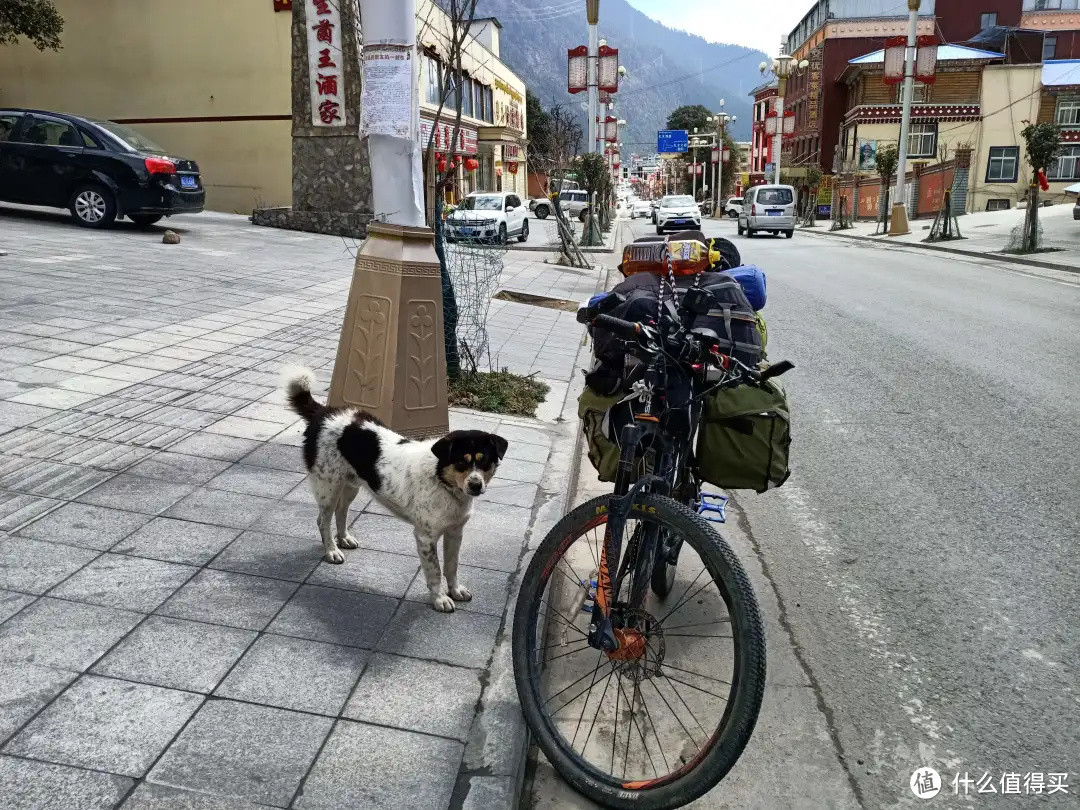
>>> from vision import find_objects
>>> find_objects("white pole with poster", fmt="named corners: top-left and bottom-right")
top-left (890, 0), bottom-right (921, 236)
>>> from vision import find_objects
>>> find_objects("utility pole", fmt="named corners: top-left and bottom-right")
top-left (889, 0), bottom-right (920, 236)
top-left (709, 105), bottom-right (735, 218)
top-left (761, 48), bottom-right (807, 186)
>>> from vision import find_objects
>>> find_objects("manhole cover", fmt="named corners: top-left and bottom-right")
top-left (493, 290), bottom-right (579, 311)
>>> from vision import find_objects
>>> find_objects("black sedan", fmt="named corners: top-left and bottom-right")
top-left (0, 108), bottom-right (204, 229)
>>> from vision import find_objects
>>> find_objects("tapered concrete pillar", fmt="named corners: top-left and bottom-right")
top-left (327, 224), bottom-right (448, 438)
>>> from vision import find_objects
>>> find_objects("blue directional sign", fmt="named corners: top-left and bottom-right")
top-left (657, 129), bottom-right (688, 154)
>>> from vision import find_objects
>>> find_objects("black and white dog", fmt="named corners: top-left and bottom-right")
top-left (282, 367), bottom-right (508, 612)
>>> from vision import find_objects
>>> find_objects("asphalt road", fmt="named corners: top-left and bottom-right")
top-left (620, 216), bottom-right (1080, 806)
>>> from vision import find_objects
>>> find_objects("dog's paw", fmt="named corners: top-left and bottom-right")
top-left (448, 584), bottom-right (473, 602)
top-left (337, 533), bottom-right (358, 550)
top-left (324, 549), bottom-right (345, 564)
top-left (432, 593), bottom-right (457, 613)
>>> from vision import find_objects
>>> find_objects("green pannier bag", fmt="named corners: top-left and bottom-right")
top-left (696, 378), bottom-right (790, 493)
top-left (578, 386), bottom-right (622, 482)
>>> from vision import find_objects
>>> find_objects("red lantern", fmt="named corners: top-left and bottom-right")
top-left (464, 157), bottom-right (479, 172)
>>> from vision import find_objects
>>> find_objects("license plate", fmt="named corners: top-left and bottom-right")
top-left (180, 176), bottom-right (197, 189)
top-left (767, 210), bottom-right (783, 216)
top-left (461, 229), bottom-right (475, 236)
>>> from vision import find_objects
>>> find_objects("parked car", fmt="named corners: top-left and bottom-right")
top-left (723, 196), bottom-right (744, 218)
top-left (630, 199), bottom-right (652, 219)
top-left (0, 108), bottom-right (204, 229)
top-left (446, 191), bottom-right (528, 244)
top-left (529, 189), bottom-right (590, 222)
top-left (655, 194), bottom-right (701, 234)
top-left (738, 184), bottom-right (796, 238)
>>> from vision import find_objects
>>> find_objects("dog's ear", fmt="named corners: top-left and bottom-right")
top-left (431, 433), bottom-right (456, 464)
top-left (491, 434), bottom-right (508, 461)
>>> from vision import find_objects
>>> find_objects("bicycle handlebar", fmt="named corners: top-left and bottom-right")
top-left (591, 313), bottom-right (644, 343)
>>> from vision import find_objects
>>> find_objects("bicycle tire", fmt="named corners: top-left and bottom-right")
top-left (513, 493), bottom-right (766, 810)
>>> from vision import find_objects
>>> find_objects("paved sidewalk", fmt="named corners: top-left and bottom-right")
top-left (0, 207), bottom-right (598, 809)
top-left (805, 201), bottom-right (1080, 273)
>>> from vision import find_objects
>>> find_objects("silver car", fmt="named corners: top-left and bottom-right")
top-left (738, 184), bottom-right (796, 239)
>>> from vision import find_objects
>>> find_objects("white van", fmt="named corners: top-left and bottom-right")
top-left (738, 184), bottom-right (796, 239)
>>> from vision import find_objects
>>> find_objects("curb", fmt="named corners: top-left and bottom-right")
top-left (800, 226), bottom-right (1080, 275)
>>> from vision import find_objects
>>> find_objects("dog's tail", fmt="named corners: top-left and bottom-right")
top-left (281, 366), bottom-right (322, 423)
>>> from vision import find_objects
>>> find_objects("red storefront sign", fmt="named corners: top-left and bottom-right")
top-left (420, 119), bottom-right (478, 154)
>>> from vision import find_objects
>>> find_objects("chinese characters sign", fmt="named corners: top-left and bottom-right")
top-left (361, 46), bottom-right (414, 139)
top-left (420, 118), bottom-right (478, 155)
top-left (305, 0), bottom-right (344, 127)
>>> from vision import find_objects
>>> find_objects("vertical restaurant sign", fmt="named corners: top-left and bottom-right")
top-left (306, 0), bottom-right (345, 127)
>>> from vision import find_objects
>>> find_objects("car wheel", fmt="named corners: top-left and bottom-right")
top-left (129, 214), bottom-right (163, 228)
top-left (746, 226), bottom-right (755, 238)
top-left (518, 219), bottom-right (529, 243)
top-left (69, 184), bottom-right (117, 229)
top-left (737, 224), bottom-right (745, 235)
top-left (656, 224), bottom-right (664, 235)
top-left (785, 229), bottom-right (794, 239)
top-left (498, 223), bottom-right (507, 245)
top-left (535, 206), bottom-right (549, 220)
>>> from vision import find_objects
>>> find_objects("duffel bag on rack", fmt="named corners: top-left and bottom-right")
top-left (696, 377), bottom-right (790, 492)
top-left (577, 386), bottom-right (623, 482)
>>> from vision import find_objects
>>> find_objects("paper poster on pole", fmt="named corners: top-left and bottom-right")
top-left (362, 45), bottom-right (414, 139)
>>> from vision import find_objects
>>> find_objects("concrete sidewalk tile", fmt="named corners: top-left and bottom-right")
top-left (148, 699), bottom-right (332, 807)
top-left (0, 401), bottom-right (55, 429)
top-left (249, 499), bottom-right (316, 538)
top-left (112, 518), bottom-right (240, 566)
top-left (282, 481), bottom-right (317, 505)
top-left (204, 416), bottom-right (283, 442)
top-left (92, 615), bottom-right (255, 694)
top-left (209, 530), bottom-right (322, 582)
top-left (215, 633), bottom-right (368, 715)
top-left (343, 653), bottom-right (481, 741)
top-left (294, 720), bottom-right (463, 810)
top-left (0, 661), bottom-right (76, 744)
top-left (6, 674), bottom-right (203, 777)
top-left (497, 458), bottom-right (546, 484)
top-left (484, 481), bottom-right (538, 508)
top-left (459, 776), bottom-right (512, 810)
top-left (0, 596), bottom-right (142, 671)
top-left (268, 585), bottom-right (397, 649)
top-left (78, 474), bottom-right (194, 515)
top-left (377, 601), bottom-right (501, 669)
top-left (348, 511), bottom-right (415, 556)
top-left (50, 554), bottom-right (197, 612)
top-left (237, 442), bottom-right (302, 471)
top-left (502, 440), bottom-right (550, 464)
top-left (166, 434), bottom-right (261, 462)
top-left (405, 564), bottom-right (510, 617)
top-left (121, 783), bottom-right (266, 809)
top-left (0, 535), bottom-right (99, 594)
top-left (88, 364), bottom-right (163, 383)
top-left (17, 501), bottom-right (151, 550)
top-left (0, 589), bottom-right (35, 623)
top-left (493, 423), bottom-right (551, 446)
top-left (7, 386), bottom-right (99, 409)
top-left (0, 755), bottom-right (133, 810)
top-left (205, 465), bottom-right (305, 499)
top-left (54, 374), bottom-right (134, 396)
top-left (156, 569), bottom-right (298, 631)
top-left (127, 452), bottom-right (233, 486)
top-left (306, 548), bottom-right (418, 598)
top-left (163, 488), bottom-right (276, 530)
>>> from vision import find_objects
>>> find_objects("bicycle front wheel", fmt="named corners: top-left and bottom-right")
top-left (513, 494), bottom-right (766, 810)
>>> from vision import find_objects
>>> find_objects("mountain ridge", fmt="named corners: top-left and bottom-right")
top-left (475, 0), bottom-right (767, 153)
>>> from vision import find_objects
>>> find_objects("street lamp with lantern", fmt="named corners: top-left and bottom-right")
top-left (707, 104), bottom-right (736, 218)
top-left (760, 50), bottom-right (809, 185)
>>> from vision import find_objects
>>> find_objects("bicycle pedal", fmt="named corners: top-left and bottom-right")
top-left (697, 494), bottom-right (728, 523)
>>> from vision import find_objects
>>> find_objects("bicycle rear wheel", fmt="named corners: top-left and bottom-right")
top-left (513, 493), bottom-right (765, 810)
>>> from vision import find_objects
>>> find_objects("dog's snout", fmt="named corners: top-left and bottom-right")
top-left (467, 479), bottom-right (483, 495)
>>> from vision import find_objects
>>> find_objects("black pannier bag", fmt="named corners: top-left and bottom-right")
top-left (585, 270), bottom-right (762, 396)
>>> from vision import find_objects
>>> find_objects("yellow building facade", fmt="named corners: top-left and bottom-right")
top-left (0, 0), bottom-right (526, 215)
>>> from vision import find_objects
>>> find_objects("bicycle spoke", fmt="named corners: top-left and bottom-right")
top-left (655, 565), bottom-right (709, 624)
top-left (571, 651), bottom-right (613, 750)
top-left (637, 676), bottom-right (671, 775)
top-left (661, 661), bottom-right (732, 687)
top-left (661, 673), bottom-right (730, 702)
top-left (657, 569), bottom-right (717, 624)
top-left (662, 618), bottom-right (732, 631)
top-left (645, 670), bottom-right (702, 749)
top-left (663, 633), bottom-right (733, 639)
top-left (546, 643), bottom-right (599, 664)
top-left (544, 651), bottom-right (607, 708)
top-left (580, 668), bottom-right (616, 756)
top-left (630, 676), bottom-right (661, 779)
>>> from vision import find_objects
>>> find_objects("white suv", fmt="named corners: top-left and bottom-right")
top-left (655, 194), bottom-right (701, 234)
top-left (723, 197), bottom-right (743, 218)
top-left (446, 191), bottom-right (528, 244)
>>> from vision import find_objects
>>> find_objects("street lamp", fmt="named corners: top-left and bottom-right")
top-left (707, 106), bottom-right (736, 218)
top-left (761, 50), bottom-right (809, 185)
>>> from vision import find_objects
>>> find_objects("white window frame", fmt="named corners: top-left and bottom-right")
top-left (1055, 99), bottom-right (1080, 127)
top-left (1043, 36), bottom-right (1057, 61)
top-left (985, 146), bottom-right (1019, 183)
top-left (1048, 144), bottom-right (1080, 180)
top-left (908, 122), bottom-right (937, 158)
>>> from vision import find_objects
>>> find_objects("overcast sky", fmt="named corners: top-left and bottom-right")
top-left (626, 0), bottom-right (811, 55)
